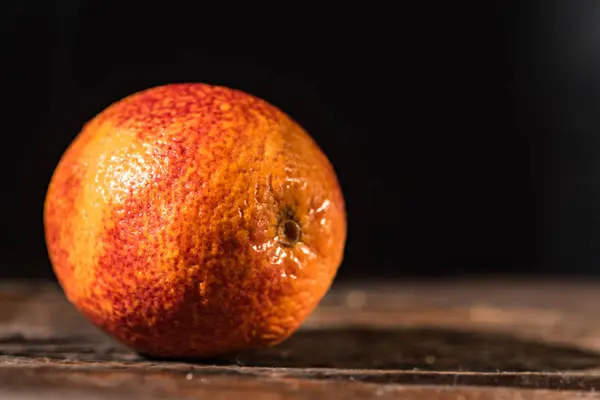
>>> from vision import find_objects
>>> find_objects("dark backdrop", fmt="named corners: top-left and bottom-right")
top-left (2, 1), bottom-right (600, 280)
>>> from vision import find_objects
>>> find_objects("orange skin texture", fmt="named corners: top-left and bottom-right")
top-left (44, 83), bottom-right (346, 358)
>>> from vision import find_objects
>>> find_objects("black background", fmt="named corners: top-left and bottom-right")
top-left (3, 1), bottom-right (600, 280)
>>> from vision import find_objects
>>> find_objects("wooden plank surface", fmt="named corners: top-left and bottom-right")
top-left (2, 279), bottom-right (600, 398)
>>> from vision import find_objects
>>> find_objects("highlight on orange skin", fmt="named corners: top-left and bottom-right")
top-left (44, 83), bottom-right (347, 357)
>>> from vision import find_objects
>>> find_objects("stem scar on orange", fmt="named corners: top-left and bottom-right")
top-left (44, 83), bottom-right (347, 358)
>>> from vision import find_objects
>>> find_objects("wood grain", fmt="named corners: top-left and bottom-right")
top-left (2, 279), bottom-right (600, 398)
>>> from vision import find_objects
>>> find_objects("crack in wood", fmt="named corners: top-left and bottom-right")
top-left (4, 281), bottom-right (600, 397)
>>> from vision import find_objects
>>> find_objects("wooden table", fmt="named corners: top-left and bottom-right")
top-left (3, 280), bottom-right (600, 399)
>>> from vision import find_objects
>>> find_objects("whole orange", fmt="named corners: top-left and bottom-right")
top-left (44, 83), bottom-right (347, 358)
